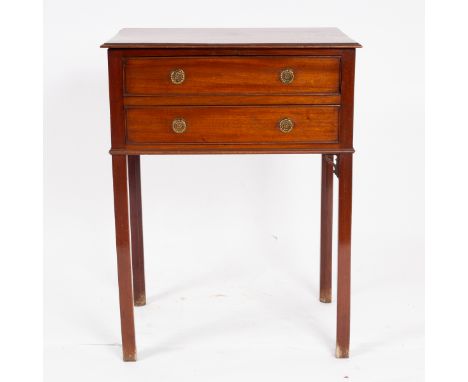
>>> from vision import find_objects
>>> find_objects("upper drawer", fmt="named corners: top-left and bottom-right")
top-left (124, 56), bottom-right (341, 96)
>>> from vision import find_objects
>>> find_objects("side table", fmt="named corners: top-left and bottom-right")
top-left (101, 28), bottom-right (361, 361)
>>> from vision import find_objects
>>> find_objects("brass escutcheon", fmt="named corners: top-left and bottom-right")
top-left (170, 68), bottom-right (185, 84)
top-left (280, 68), bottom-right (295, 84)
top-left (172, 118), bottom-right (187, 133)
top-left (278, 118), bottom-right (294, 133)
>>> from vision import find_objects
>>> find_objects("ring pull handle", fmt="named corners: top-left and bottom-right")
top-left (172, 118), bottom-right (187, 133)
top-left (170, 68), bottom-right (185, 84)
top-left (278, 118), bottom-right (294, 133)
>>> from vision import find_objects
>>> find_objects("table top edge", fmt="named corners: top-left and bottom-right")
top-left (100, 28), bottom-right (362, 49)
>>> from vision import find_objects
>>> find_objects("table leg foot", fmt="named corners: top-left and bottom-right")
top-left (123, 350), bottom-right (137, 362)
top-left (134, 292), bottom-right (146, 307)
top-left (319, 290), bottom-right (332, 303)
top-left (335, 344), bottom-right (349, 359)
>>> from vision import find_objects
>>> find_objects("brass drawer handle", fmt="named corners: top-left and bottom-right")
top-left (278, 118), bottom-right (294, 133)
top-left (280, 68), bottom-right (294, 84)
top-left (172, 118), bottom-right (187, 133)
top-left (170, 68), bottom-right (185, 84)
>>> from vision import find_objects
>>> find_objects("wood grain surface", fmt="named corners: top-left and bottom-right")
top-left (125, 105), bottom-right (339, 144)
top-left (124, 56), bottom-right (340, 95)
top-left (104, 28), bottom-right (359, 361)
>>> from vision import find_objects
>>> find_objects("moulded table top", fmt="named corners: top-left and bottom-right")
top-left (101, 28), bottom-right (361, 49)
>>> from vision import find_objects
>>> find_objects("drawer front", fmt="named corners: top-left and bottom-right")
top-left (124, 56), bottom-right (340, 96)
top-left (126, 106), bottom-right (339, 144)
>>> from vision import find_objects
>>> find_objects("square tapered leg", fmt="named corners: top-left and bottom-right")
top-left (128, 155), bottom-right (146, 306)
top-left (320, 154), bottom-right (334, 303)
top-left (112, 155), bottom-right (137, 361)
top-left (335, 153), bottom-right (353, 358)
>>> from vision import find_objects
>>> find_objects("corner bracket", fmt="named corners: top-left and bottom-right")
top-left (324, 154), bottom-right (339, 178)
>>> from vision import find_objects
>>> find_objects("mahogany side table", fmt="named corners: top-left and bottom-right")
top-left (101, 28), bottom-right (361, 361)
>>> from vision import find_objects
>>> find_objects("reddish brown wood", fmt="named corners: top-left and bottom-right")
top-left (115, 47), bottom-right (355, 57)
top-left (104, 28), bottom-right (359, 361)
top-left (107, 50), bottom-right (126, 150)
top-left (128, 155), bottom-right (146, 306)
top-left (336, 153), bottom-right (353, 358)
top-left (334, 46), bottom-right (356, 358)
top-left (108, 47), bottom-right (357, 156)
top-left (339, 50), bottom-right (356, 148)
top-left (124, 56), bottom-right (340, 95)
top-left (110, 146), bottom-right (354, 155)
top-left (123, 94), bottom-right (341, 106)
top-left (125, 106), bottom-right (339, 145)
top-left (112, 155), bottom-right (136, 361)
top-left (320, 154), bottom-right (334, 303)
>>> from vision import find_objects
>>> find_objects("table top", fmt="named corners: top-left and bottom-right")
top-left (101, 28), bottom-right (361, 49)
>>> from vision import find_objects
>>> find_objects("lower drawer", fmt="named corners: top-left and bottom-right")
top-left (125, 106), bottom-right (339, 145)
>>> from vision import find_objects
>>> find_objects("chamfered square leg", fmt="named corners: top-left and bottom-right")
top-left (128, 155), bottom-right (146, 306)
top-left (112, 155), bottom-right (137, 362)
top-left (335, 153), bottom-right (353, 358)
top-left (320, 154), bottom-right (334, 303)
